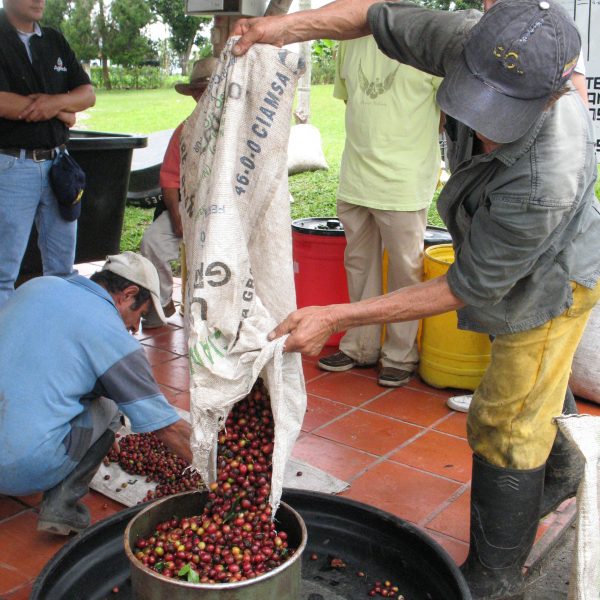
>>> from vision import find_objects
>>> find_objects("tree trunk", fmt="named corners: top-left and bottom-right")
top-left (101, 54), bottom-right (111, 90)
top-left (264, 0), bottom-right (294, 16)
top-left (294, 0), bottom-right (312, 124)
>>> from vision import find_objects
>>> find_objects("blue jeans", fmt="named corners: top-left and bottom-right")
top-left (0, 152), bottom-right (76, 307)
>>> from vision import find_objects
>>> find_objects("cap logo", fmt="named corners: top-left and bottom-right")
top-left (517, 18), bottom-right (545, 44)
top-left (562, 56), bottom-right (578, 78)
top-left (493, 46), bottom-right (524, 75)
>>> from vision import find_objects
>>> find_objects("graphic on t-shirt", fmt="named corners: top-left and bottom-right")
top-left (358, 59), bottom-right (399, 99)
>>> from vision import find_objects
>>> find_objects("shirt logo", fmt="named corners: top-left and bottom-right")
top-left (53, 57), bottom-right (67, 73)
top-left (358, 60), bottom-right (399, 99)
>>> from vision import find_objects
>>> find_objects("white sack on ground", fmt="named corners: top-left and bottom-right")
top-left (556, 415), bottom-right (600, 600)
top-left (569, 302), bottom-right (600, 404)
top-left (287, 123), bottom-right (329, 175)
top-left (180, 38), bottom-right (307, 512)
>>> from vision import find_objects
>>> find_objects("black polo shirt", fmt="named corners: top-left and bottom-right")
top-left (0, 10), bottom-right (91, 150)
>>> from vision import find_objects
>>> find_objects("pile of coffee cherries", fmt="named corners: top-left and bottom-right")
top-left (104, 432), bottom-right (204, 502)
top-left (131, 380), bottom-right (293, 583)
top-left (367, 580), bottom-right (404, 598)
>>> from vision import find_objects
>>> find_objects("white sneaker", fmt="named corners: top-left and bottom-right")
top-left (446, 394), bottom-right (473, 413)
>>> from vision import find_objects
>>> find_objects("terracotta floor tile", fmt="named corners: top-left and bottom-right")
top-left (427, 531), bottom-right (469, 565)
top-left (301, 394), bottom-right (352, 433)
top-left (0, 497), bottom-right (26, 521)
top-left (81, 490), bottom-right (126, 524)
top-left (341, 461), bottom-right (460, 523)
top-left (172, 391), bottom-right (191, 411)
top-left (14, 493), bottom-right (42, 508)
top-left (302, 360), bottom-right (327, 383)
top-left (433, 412), bottom-right (468, 439)
top-left (142, 327), bottom-right (188, 355)
top-left (576, 399), bottom-right (600, 417)
top-left (143, 345), bottom-right (180, 367)
top-left (316, 410), bottom-right (421, 456)
top-left (292, 434), bottom-right (376, 481)
top-left (364, 388), bottom-right (451, 427)
top-left (425, 489), bottom-right (471, 542)
top-left (0, 563), bottom-right (30, 595)
top-left (306, 372), bottom-right (386, 406)
top-left (405, 377), bottom-right (458, 399)
top-left (152, 356), bottom-right (190, 392)
top-left (390, 431), bottom-right (472, 483)
top-left (135, 323), bottom-right (178, 342)
top-left (159, 384), bottom-right (181, 405)
top-left (0, 511), bottom-right (68, 574)
top-left (2, 581), bottom-right (33, 600)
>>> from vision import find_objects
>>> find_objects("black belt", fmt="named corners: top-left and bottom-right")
top-left (0, 145), bottom-right (65, 161)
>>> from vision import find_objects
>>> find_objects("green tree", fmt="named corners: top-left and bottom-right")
top-left (62, 0), bottom-right (98, 62)
top-left (107, 0), bottom-right (155, 68)
top-left (151, 0), bottom-right (210, 75)
top-left (41, 0), bottom-right (68, 31)
top-left (420, 0), bottom-right (482, 10)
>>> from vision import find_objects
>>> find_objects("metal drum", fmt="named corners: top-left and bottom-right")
top-left (124, 491), bottom-right (307, 600)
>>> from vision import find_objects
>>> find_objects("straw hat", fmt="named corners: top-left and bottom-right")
top-left (174, 57), bottom-right (219, 96)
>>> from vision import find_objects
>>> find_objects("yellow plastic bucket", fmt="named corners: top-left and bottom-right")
top-left (418, 244), bottom-right (491, 390)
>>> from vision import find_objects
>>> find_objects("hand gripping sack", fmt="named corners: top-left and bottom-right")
top-left (180, 39), bottom-right (307, 512)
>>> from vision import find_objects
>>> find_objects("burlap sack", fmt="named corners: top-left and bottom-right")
top-left (555, 415), bottom-right (600, 600)
top-left (180, 39), bottom-right (307, 513)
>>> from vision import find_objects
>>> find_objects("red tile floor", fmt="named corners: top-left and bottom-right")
top-left (2, 266), bottom-right (599, 599)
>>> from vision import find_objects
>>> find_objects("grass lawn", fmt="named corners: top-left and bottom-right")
top-left (80, 85), bottom-right (597, 252)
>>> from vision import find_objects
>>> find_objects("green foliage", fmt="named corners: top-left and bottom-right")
top-left (106, 0), bottom-right (155, 67)
top-left (41, 0), bottom-right (68, 30)
top-left (120, 206), bottom-right (154, 253)
top-left (311, 60), bottom-right (336, 85)
top-left (419, 0), bottom-right (482, 10)
top-left (151, 0), bottom-right (211, 74)
top-left (90, 66), bottom-right (179, 90)
top-left (62, 0), bottom-right (98, 62)
top-left (310, 40), bottom-right (337, 85)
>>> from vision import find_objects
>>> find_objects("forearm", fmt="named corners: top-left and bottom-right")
top-left (335, 274), bottom-right (464, 330)
top-left (162, 187), bottom-right (180, 216)
top-left (283, 0), bottom-right (379, 42)
top-left (154, 419), bottom-right (192, 463)
top-left (57, 84), bottom-right (95, 112)
top-left (0, 92), bottom-right (33, 120)
top-left (571, 73), bottom-right (588, 107)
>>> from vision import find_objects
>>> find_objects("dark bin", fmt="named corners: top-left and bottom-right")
top-left (18, 130), bottom-right (147, 279)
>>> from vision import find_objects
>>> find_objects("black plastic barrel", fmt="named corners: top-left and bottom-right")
top-left (18, 130), bottom-right (147, 279)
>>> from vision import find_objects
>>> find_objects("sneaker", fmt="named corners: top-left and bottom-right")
top-left (163, 299), bottom-right (176, 318)
top-left (378, 367), bottom-right (412, 388)
top-left (318, 351), bottom-right (376, 372)
top-left (446, 394), bottom-right (472, 413)
top-left (142, 299), bottom-right (175, 330)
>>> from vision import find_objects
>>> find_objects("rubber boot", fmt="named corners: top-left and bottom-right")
top-left (38, 429), bottom-right (115, 535)
top-left (540, 387), bottom-right (584, 517)
top-left (461, 454), bottom-right (545, 600)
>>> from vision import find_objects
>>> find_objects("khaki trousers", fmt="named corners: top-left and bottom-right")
top-left (468, 282), bottom-right (600, 469)
top-left (337, 199), bottom-right (428, 370)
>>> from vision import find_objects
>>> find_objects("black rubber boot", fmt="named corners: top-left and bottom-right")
top-left (38, 429), bottom-right (115, 535)
top-left (461, 454), bottom-right (545, 600)
top-left (540, 387), bottom-right (584, 517)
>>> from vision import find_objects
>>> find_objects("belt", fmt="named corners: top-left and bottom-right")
top-left (0, 145), bottom-right (65, 162)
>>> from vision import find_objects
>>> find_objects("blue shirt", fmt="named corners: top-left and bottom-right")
top-left (0, 275), bottom-right (179, 495)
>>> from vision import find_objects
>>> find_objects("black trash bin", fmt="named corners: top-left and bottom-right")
top-left (18, 130), bottom-right (147, 279)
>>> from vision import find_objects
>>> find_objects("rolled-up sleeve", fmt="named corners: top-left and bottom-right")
top-left (367, 2), bottom-right (481, 78)
top-left (447, 195), bottom-right (573, 307)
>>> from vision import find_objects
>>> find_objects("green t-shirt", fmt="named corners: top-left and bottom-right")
top-left (334, 36), bottom-right (442, 211)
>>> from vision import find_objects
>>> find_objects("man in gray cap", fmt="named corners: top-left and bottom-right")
top-left (0, 252), bottom-right (192, 535)
top-left (141, 57), bottom-right (218, 326)
top-left (232, 1), bottom-right (600, 597)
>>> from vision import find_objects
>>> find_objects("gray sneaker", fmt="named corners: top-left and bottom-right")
top-left (378, 367), bottom-right (412, 388)
top-left (318, 351), bottom-right (377, 372)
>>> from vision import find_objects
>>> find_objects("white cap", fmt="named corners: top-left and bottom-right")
top-left (101, 252), bottom-right (166, 325)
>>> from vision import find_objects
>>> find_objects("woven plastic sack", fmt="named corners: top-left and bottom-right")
top-left (287, 124), bottom-right (329, 175)
top-left (555, 415), bottom-right (600, 600)
top-left (179, 39), bottom-right (307, 513)
top-left (569, 302), bottom-right (600, 404)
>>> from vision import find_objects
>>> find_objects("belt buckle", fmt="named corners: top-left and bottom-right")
top-left (32, 149), bottom-right (46, 162)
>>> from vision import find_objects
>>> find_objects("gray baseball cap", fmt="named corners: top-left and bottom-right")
top-left (437, 0), bottom-right (581, 144)
top-left (102, 252), bottom-right (167, 325)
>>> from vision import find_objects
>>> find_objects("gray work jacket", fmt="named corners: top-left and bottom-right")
top-left (368, 2), bottom-right (600, 335)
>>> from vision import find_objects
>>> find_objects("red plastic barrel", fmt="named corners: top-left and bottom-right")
top-left (292, 218), bottom-right (349, 346)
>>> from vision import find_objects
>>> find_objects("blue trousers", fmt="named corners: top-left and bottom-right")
top-left (0, 152), bottom-right (76, 307)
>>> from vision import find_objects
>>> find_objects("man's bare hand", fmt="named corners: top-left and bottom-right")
top-left (57, 111), bottom-right (77, 128)
top-left (232, 15), bottom-right (290, 56)
top-left (20, 93), bottom-right (63, 121)
top-left (268, 305), bottom-right (340, 355)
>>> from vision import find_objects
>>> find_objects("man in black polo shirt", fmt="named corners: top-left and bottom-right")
top-left (0, 0), bottom-right (95, 308)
